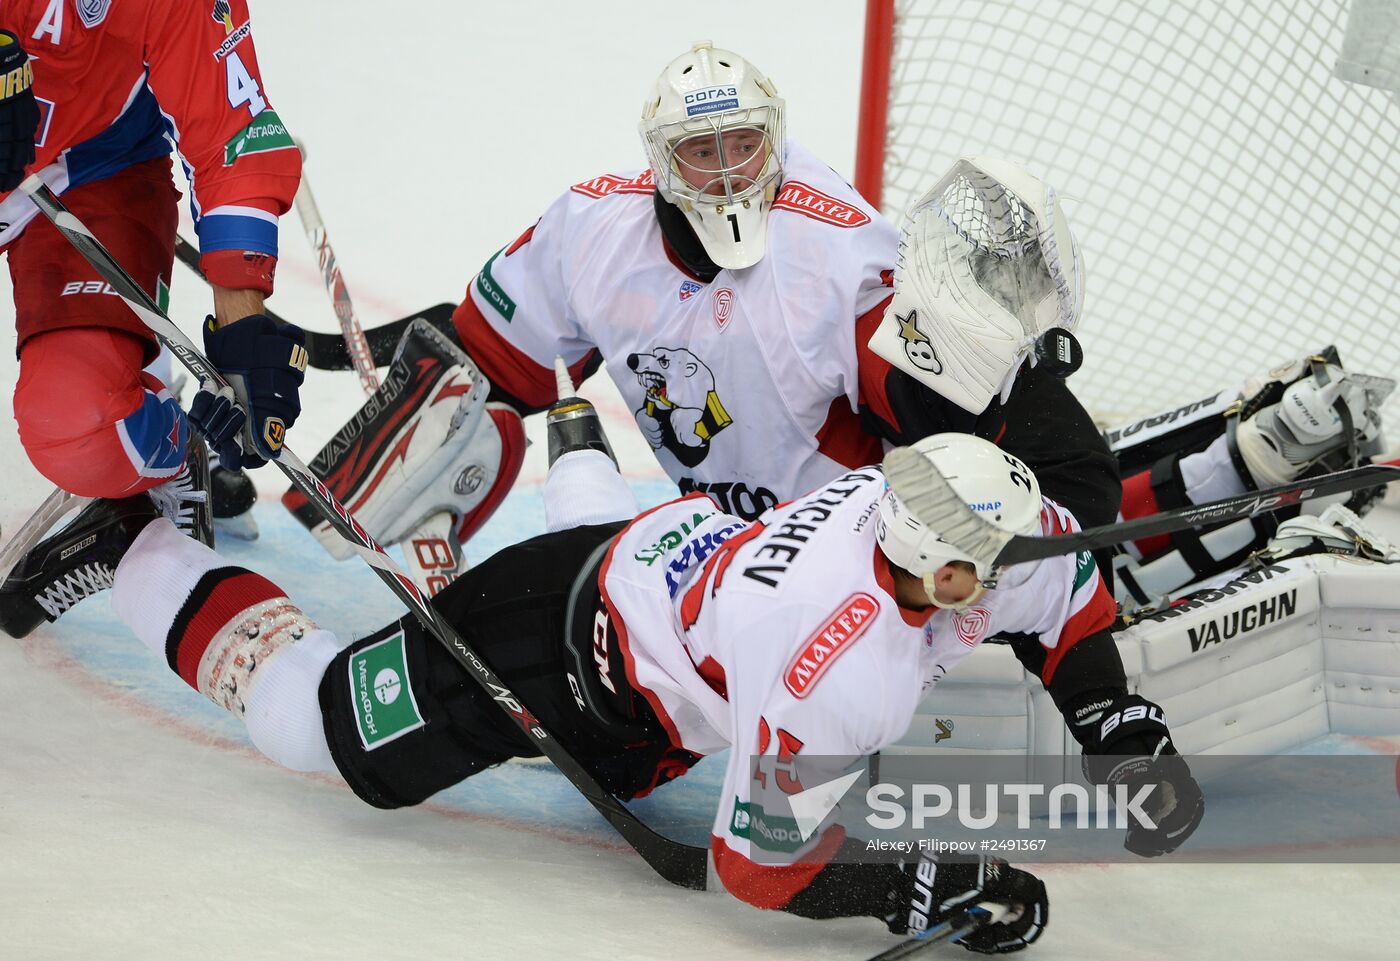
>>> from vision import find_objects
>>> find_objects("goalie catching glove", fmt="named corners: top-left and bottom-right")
top-left (867, 156), bottom-right (1085, 415)
top-left (282, 320), bottom-right (526, 558)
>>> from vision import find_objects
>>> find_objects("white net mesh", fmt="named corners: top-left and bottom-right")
top-left (923, 163), bottom-right (1079, 332)
top-left (878, 0), bottom-right (1400, 426)
top-left (935, 169), bottom-right (1036, 257)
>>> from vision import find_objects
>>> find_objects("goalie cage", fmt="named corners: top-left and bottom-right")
top-left (854, 0), bottom-right (1400, 429)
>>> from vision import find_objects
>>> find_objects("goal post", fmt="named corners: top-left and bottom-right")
top-left (855, 0), bottom-right (896, 212)
top-left (854, 0), bottom-right (1400, 428)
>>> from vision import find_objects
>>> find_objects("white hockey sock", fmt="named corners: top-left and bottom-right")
top-left (112, 518), bottom-right (339, 774)
top-left (543, 449), bottom-right (640, 532)
top-left (112, 518), bottom-right (226, 658)
top-left (242, 628), bottom-right (339, 773)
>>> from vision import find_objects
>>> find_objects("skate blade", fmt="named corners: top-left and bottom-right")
top-left (0, 489), bottom-right (94, 585)
top-left (1351, 372), bottom-right (1396, 411)
top-left (214, 510), bottom-right (260, 542)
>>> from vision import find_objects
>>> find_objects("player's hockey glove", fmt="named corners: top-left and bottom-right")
top-left (0, 31), bottom-right (40, 193)
top-left (188, 382), bottom-right (248, 474)
top-left (200, 314), bottom-right (307, 467)
top-left (1079, 693), bottom-right (1204, 857)
top-left (884, 854), bottom-right (1047, 953)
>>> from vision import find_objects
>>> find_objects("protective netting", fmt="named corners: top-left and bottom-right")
top-left (878, 0), bottom-right (1400, 427)
top-left (924, 166), bottom-right (1071, 330)
top-left (937, 171), bottom-right (1036, 256)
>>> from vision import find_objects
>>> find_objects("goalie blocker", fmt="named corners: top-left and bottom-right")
top-left (281, 321), bottom-right (526, 558)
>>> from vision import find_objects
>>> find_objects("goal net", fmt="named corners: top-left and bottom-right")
top-left (856, 0), bottom-right (1400, 428)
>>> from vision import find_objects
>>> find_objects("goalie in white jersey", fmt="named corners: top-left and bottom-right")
top-left (95, 432), bottom-right (1202, 952)
top-left (281, 41), bottom-right (1121, 578)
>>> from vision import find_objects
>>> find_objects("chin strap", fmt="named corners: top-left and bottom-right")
top-left (925, 577), bottom-right (988, 611)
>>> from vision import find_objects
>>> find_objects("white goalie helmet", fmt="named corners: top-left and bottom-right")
top-left (868, 157), bottom-right (1086, 415)
top-left (639, 41), bottom-right (785, 269)
top-left (876, 433), bottom-right (1042, 608)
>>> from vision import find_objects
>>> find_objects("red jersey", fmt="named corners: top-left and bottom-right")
top-left (0, 0), bottom-right (300, 288)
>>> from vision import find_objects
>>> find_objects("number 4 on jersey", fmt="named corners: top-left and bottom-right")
top-left (224, 50), bottom-right (266, 116)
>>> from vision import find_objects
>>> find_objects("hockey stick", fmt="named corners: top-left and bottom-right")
top-left (863, 903), bottom-right (1010, 960)
top-left (291, 149), bottom-right (379, 394)
top-left (21, 175), bottom-right (709, 892)
top-left (173, 234), bottom-right (456, 371)
top-left (179, 231), bottom-right (465, 579)
top-left (884, 445), bottom-right (1400, 569)
top-left (289, 147), bottom-right (465, 596)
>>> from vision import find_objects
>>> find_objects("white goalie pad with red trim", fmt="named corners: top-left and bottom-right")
top-left (283, 321), bottom-right (526, 560)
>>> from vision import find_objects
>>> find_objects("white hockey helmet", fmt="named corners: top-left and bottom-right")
top-left (868, 157), bottom-right (1086, 415)
top-left (876, 433), bottom-right (1042, 608)
top-left (639, 41), bottom-right (785, 270)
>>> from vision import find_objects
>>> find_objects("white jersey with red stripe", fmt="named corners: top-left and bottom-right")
top-left (456, 140), bottom-right (897, 518)
top-left (596, 469), bottom-right (1116, 907)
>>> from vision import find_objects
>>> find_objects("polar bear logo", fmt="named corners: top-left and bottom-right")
top-left (627, 347), bottom-right (733, 468)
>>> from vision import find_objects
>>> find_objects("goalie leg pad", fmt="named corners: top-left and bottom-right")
top-left (282, 320), bottom-right (524, 558)
top-left (1116, 446), bottom-right (1274, 608)
top-left (1111, 349), bottom-right (1394, 607)
top-left (453, 402), bottom-right (526, 544)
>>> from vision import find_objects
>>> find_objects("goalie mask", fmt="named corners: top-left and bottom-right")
top-left (640, 41), bottom-right (785, 270)
top-left (876, 433), bottom-right (1042, 610)
top-left (869, 157), bottom-right (1086, 415)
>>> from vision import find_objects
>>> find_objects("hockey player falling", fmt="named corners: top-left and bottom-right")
top-left (0, 0), bottom-right (308, 626)
top-left (284, 40), bottom-right (1388, 613)
top-left (280, 42), bottom-right (1123, 583)
top-left (1, 393), bottom-right (1208, 951)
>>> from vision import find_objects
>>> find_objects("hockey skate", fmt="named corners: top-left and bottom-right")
top-left (211, 459), bottom-right (259, 541)
top-left (1262, 502), bottom-right (1400, 564)
top-left (0, 443), bottom-right (214, 639)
